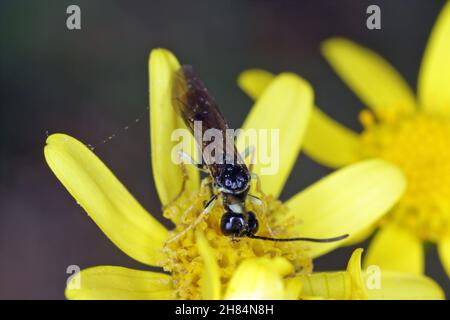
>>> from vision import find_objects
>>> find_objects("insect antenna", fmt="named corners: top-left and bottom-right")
top-left (248, 234), bottom-right (349, 243)
top-left (82, 106), bottom-right (149, 151)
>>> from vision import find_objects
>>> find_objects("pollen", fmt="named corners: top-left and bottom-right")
top-left (359, 111), bottom-right (450, 241)
top-left (158, 182), bottom-right (312, 299)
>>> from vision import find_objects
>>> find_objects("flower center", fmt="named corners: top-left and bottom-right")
top-left (359, 111), bottom-right (450, 241)
top-left (158, 182), bottom-right (312, 299)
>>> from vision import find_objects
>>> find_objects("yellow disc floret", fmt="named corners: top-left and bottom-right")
top-left (158, 182), bottom-right (312, 299)
top-left (360, 111), bottom-right (450, 242)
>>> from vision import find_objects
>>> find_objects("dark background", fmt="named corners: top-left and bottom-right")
top-left (1, 0), bottom-right (448, 299)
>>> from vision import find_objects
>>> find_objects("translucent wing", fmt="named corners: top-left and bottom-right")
top-left (172, 65), bottom-right (246, 173)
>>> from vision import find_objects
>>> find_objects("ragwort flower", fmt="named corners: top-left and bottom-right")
top-left (238, 2), bottom-right (450, 278)
top-left (46, 48), bottom-right (420, 299)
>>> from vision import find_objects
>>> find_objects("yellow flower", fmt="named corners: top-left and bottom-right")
top-left (217, 248), bottom-right (444, 300)
top-left (238, 2), bottom-right (450, 278)
top-left (47, 48), bottom-right (410, 300)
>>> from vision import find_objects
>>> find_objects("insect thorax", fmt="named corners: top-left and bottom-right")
top-left (215, 164), bottom-right (250, 195)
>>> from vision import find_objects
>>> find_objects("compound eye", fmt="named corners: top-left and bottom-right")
top-left (246, 211), bottom-right (259, 236)
top-left (221, 212), bottom-right (246, 237)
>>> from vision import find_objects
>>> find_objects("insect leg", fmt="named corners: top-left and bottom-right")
top-left (180, 176), bottom-right (214, 222)
top-left (240, 145), bottom-right (255, 160)
top-left (240, 145), bottom-right (256, 172)
top-left (162, 150), bottom-right (207, 210)
top-left (248, 194), bottom-right (263, 206)
top-left (200, 176), bottom-right (213, 194)
top-left (162, 160), bottom-right (189, 211)
top-left (203, 177), bottom-right (215, 200)
top-left (250, 172), bottom-right (266, 196)
top-left (178, 150), bottom-right (208, 172)
top-left (166, 194), bottom-right (218, 244)
top-left (249, 173), bottom-right (275, 236)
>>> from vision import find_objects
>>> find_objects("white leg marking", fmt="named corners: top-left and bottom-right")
top-left (178, 150), bottom-right (208, 172)
top-left (248, 194), bottom-right (263, 206)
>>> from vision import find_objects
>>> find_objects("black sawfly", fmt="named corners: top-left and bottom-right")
top-left (170, 65), bottom-right (348, 243)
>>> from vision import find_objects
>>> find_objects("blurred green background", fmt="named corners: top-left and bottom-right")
top-left (0, 0), bottom-right (448, 299)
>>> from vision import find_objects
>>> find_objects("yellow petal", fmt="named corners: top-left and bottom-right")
top-left (438, 235), bottom-right (450, 278)
top-left (196, 231), bottom-right (221, 300)
top-left (364, 222), bottom-right (424, 275)
top-left (285, 159), bottom-right (406, 258)
top-left (299, 249), bottom-right (368, 300)
top-left (44, 134), bottom-right (168, 266)
top-left (322, 38), bottom-right (416, 117)
top-left (343, 223), bottom-right (376, 246)
top-left (237, 73), bottom-right (313, 198)
top-left (238, 69), bottom-right (275, 100)
top-left (238, 70), bottom-right (362, 169)
top-left (284, 278), bottom-right (303, 300)
top-left (303, 108), bottom-right (360, 168)
top-left (364, 271), bottom-right (444, 300)
top-left (224, 257), bottom-right (293, 300)
top-left (149, 48), bottom-right (200, 206)
top-left (299, 249), bottom-right (444, 300)
top-left (418, 2), bottom-right (450, 115)
top-left (346, 248), bottom-right (368, 299)
top-left (298, 271), bottom-right (349, 300)
top-left (65, 266), bottom-right (175, 300)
